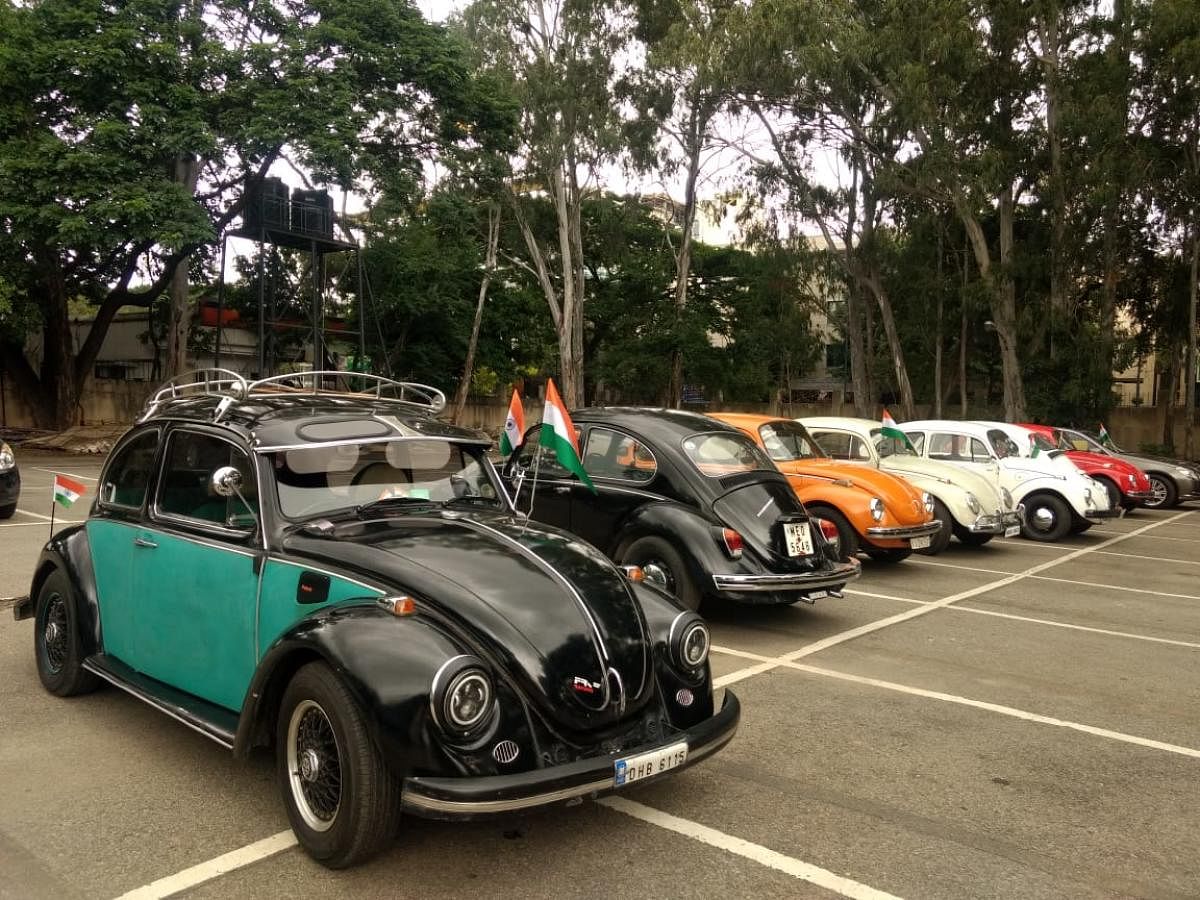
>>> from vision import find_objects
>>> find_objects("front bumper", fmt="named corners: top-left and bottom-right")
top-left (1084, 507), bottom-right (1121, 520)
top-left (969, 508), bottom-right (1024, 534)
top-left (864, 520), bottom-right (942, 540)
top-left (401, 690), bottom-right (740, 818)
top-left (711, 559), bottom-right (861, 594)
top-left (1123, 489), bottom-right (1153, 502)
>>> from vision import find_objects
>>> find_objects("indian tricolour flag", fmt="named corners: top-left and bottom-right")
top-left (53, 474), bottom-right (86, 509)
top-left (881, 409), bottom-right (915, 451)
top-left (1098, 423), bottom-right (1113, 447)
top-left (540, 379), bottom-right (595, 492)
top-left (499, 389), bottom-right (525, 457)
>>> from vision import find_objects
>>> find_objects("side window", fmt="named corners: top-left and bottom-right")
top-left (987, 429), bottom-right (1020, 459)
top-left (907, 432), bottom-right (926, 453)
top-left (815, 431), bottom-right (854, 460)
top-left (970, 438), bottom-right (993, 462)
top-left (849, 436), bottom-right (872, 460)
top-left (157, 432), bottom-right (257, 529)
top-left (99, 430), bottom-right (160, 509)
top-left (928, 433), bottom-right (957, 460)
top-left (512, 427), bottom-right (574, 481)
top-left (582, 427), bottom-right (656, 483)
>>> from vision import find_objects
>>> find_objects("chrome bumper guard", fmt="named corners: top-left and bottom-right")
top-left (711, 560), bottom-right (861, 594)
top-left (864, 520), bottom-right (943, 540)
top-left (969, 509), bottom-right (1024, 534)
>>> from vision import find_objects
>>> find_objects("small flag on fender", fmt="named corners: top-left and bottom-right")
top-left (53, 474), bottom-right (86, 509)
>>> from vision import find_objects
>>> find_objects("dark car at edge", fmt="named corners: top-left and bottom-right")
top-left (13, 371), bottom-right (739, 868)
top-left (0, 439), bottom-right (19, 519)
top-left (502, 407), bottom-right (861, 611)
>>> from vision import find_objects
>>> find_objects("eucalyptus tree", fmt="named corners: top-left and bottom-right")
top-left (459, 0), bottom-right (634, 408)
top-left (0, 0), bottom-right (505, 429)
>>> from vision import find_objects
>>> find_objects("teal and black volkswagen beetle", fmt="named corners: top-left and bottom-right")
top-left (14, 371), bottom-right (738, 868)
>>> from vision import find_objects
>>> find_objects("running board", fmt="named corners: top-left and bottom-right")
top-left (83, 655), bottom-right (238, 750)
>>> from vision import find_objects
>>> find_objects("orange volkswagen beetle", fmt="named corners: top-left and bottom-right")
top-left (712, 413), bottom-right (942, 562)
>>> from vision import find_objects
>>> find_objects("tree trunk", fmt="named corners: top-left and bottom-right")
top-left (934, 224), bottom-right (944, 418)
top-left (1098, 0), bottom-right (1131, 384)
top-left (846, 283), bottom-right (871, 416)
top-left (1037, 4), bottom-right (1068, 323)
top-left (667, 103), bottom-right (705, 408)
top-left (165, 156), bottom-right (202, 378)
top-left (1185, 230), bottom-right (1199, 458)
top-left (859, 182), bottom-right (914, 419)
top-left (959, 240), bottom-right (969, 418)
top-left (1162, 344), bottom-right (1181, 450)
top-left (451, 203), bottom-right (500, 425)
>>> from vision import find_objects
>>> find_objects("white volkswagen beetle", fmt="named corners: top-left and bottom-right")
top-left (901, 420), bottom-right (1117, 542)
top-left (800, 416), bottom-right (1024, 552)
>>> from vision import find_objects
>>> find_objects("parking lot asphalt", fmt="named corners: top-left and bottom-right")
top-left (1, 451), bottom-right (1198, 899)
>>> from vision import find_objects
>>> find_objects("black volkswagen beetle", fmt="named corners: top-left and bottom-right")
top-left (13, 372), bottom-right (738, 868)
top-left (503, 407), bottom-right (861, 611)
top-left (0, 438), bottom-right (19, 518)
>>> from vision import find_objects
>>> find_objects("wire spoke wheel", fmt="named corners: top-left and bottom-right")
top-left (40, 594), bottom-right (69, 674)
top-left (287, 700), bottom-right (342, 832)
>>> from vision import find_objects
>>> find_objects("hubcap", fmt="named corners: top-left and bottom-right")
top-left (286, 700), bottom-right (341, 832)
top-left (41, 594), bottom-right (68, 674)
top-left (641, 561), bottom-right (674, 592)
top-left (1031, 506), bottom-right (1056, 532)
top-left (1148, 478), bottom-right (1168, 507)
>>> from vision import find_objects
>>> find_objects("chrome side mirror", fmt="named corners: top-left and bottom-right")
top-left (210, 466), bottom-right (243, 497)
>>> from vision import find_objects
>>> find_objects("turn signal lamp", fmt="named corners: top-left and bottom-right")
top-left (620, 564), bottom-right (646, 583)
top-left (721, 528), bottom-right (744, 559)
top-left (377, 595), bottom-right (416, 616)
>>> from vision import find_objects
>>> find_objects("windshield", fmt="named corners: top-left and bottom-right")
top-left (1063, 429), bottom-right (1116, 453)
top-left (682, 432), bottom-right (775, 477)
top-left (1029, 433), bottom-right (1057, 454)
top-left (757, 420), bottom-right (823, 462)
top-left (872, 428), bottom-right (916, 458)
top-left (270, 439), bottom-right (502, 519)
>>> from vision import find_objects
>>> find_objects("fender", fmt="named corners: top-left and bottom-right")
top-left (609, 502), bottom-right (728, 591)
top-left (20, 526), bottom-right (102, 654)
top-left (233, 603), bottom-right (466, 777)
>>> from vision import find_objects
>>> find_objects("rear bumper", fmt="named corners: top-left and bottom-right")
top-left (864, 521), bottom-right (942, 540)
top-left (711, 560), bottom-right (861, 594)
top-left (401, 690), bottom-right (740, 819)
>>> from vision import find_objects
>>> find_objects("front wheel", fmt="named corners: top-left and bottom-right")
top-left (1021, 494), bottom-right (1072, 542)
top-left (277, 662), bottom-right (401, 869)
top-left (34, 569), bottom-right (100, 697)
top-left (1145, 474), bottom-right (1178, 510)
top-left (622, 536), bottom-right (701, 611)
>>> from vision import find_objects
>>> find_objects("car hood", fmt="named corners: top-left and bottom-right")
top-left (1067, 451), bottom-right (1147, 482)
top-left (282, 512), bottom-right (652, 734)
top-left (775, 458), bottom-right (928, 519)
top-left (1115, 451), bottom-right (1197, 476)
top-left (880, 456), bottom-right (1006, 507)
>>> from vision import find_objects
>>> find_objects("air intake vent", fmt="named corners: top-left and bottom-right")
top-left (492, 740), bottom-right (520, 765)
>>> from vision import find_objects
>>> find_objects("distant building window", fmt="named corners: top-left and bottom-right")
top-left (824, 343), bottom-right (847, 372)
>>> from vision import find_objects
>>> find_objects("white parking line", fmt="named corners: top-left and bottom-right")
top-left (910, 557), bottom-right (1200, 602)
top-left (1092, 548), bottom-right (1200, 566)
top-left (600, 797), bottom-right (901, 900)
top-left (0, 520), bottom-right (84, 528)
top-left (844, 588), bottom-right (925, 604)
top-left (32, 468), bottom-right (99, 481)
top-left (111, 830), bottom-right (297, 900)
top-left (716, 511), bottom-right (1193, 688)
top-left (1089, 529), bottom-right (1200, 544)
top-left (711, 647), bottom-right (1200, 761)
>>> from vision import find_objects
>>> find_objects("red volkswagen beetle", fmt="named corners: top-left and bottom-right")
top-left (1020, 423), bottom-right (1152, 511)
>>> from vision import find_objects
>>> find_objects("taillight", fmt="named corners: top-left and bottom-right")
top-left (818, 518), bottom-right (839, 543)
top-left (721, 528), bottom-right (744, 559)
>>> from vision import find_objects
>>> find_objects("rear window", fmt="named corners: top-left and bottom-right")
top-left (681, 432), bottom-right (773, 478)
top-left (758, 420), bottom-right (823, 461)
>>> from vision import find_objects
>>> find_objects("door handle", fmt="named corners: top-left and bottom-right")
top-left (552, 485), bottom-right (571, 495)
top-left (133, 537), bottom-right (158, 549)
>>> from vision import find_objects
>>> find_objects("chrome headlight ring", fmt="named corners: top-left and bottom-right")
top-left (921, 491), bottom-right (935, 515)
top-left (670, 612), bottom-right (710, 671)
top-left (0, 442), bottom-right (13, 473)
top-left (431, 655), bottom-right (495, 736)
top-left (869, 497), bottom-right (884, 521)
top-left (965, 492), bottom-right (981, 514)
top-left (1001, 487), bottom-right (1014, 509)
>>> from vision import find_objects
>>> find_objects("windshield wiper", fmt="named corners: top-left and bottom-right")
top-left (355, 496), bottom-right (438, 518)
top-left (444, 494), bottom-right (500, 507)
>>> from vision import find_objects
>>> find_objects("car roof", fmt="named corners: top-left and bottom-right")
top-left (571, 407), bottom-right (746, 444)
top-left (142, 395), bottom-right (489, 450)
top-left (800, 416), bottom-right (878, 433)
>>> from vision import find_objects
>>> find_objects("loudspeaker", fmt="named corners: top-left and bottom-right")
top-left (243, 176), bottom-right (289, 231)
top-left (291, 189), bottom-right (334, 237)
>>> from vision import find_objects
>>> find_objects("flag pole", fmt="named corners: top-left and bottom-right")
top-left (49, 473), bottom-right (56, 539)
top-left (519, 439), bottom-right (542, 537)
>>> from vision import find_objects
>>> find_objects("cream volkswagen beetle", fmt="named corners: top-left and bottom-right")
top-left (800, 417), bottom-right (1023, 552)
top-left (901, 420), bottom-right (1116, 542)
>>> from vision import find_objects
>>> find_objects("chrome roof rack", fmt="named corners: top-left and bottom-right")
top-left (137, 368), bottom-right (446, 422)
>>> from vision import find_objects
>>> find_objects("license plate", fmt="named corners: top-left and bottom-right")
top-left (615, 742), bottom-right (688, 787)
top-left (910, 535), bottom-right (931, 549)
top-left (784, 522), bottom-right (814, 556)
top-left (1004, 525), bottom-right (1021, 537)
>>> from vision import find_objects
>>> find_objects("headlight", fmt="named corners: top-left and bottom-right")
top-left (0, 442), bottom-right (13, 472)
top-left (671, 614), bottom-right (710, 670)
top-left (432, 657), bottom-right (493, 734)
top-left (869, 497), bottom-right (884, 521)
top-left (1127, 473), bottom-right (1136, 486)
top-left (922, 491), bottom-right (935, 515)
top-left (1001, 487), bottom-right (1013, 509)
top-left (965, 492), bottom-right (981, 514)
top-left (1084, 488), bottom-right (1095, 507)
top-left (1175, 466), bottom-right (1192, 477)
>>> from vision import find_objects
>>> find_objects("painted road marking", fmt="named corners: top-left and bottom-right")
top-left (715, 511), bottom-right (1193, 688)
top-left (0, 519), bottom-right (84, 528)
top-left (711, 646), bottom-right (1200, 761)
top-left (31, 468), bottom-right (100, 481)
top-left (600, 797), bottom-right (902, 900)
top-left (844, 588), bottom-right (925, 604)
top-left (1089, 529), bottom-right (1200, 544)
top-left (111, 831), bottom-right (297, 900)
top-left (908, 557), bottom-right (1200, 602)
